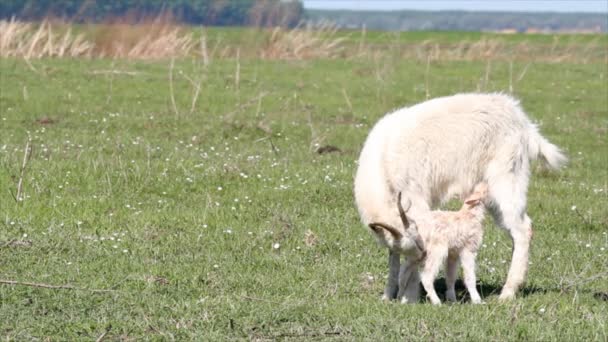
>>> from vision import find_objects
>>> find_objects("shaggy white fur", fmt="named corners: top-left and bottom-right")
top-left (354, 93), bottom-right (566, 302)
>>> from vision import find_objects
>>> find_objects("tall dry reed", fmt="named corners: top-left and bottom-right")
top-left (0, 18), bottom-right (604, 63)
top-left (0, 18), bottom-right (93, 58)
top-left (92, 18), bottom-right (195, 59)
top-left (260, 21), bottom-right (345, 60)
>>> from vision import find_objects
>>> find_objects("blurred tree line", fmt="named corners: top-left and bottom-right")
top-left (0, 0), bottom-right (304, 27)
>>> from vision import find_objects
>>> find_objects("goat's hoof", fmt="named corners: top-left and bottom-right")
top-left (428, 298), bottom-right (442, 305)
top-left (400, 297), bottom-right (414, 304)
top-left (498, 289), bottom-right (516, 301)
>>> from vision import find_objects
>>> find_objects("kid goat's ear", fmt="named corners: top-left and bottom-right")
top-left (465, 198), bottom-right (480, 206)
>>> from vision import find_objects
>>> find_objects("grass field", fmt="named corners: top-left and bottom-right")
top-left (1, 28), bottom-right (607, 340)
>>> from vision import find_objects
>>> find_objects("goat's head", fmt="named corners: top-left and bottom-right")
top-left (368, 192), bottom-right (425, 257)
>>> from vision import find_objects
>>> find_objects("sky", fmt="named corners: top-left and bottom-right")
top-left (302, 1), bottom-right (608, 13)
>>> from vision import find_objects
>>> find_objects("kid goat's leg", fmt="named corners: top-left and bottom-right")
top-left (460, 249), bottom-right (482, 304)
top-left (382, 250), bottom-right (400, 301)
top-left (445, 254), bottom-right (459, 302)
top-left (420, 249), bottom-right (447, 305)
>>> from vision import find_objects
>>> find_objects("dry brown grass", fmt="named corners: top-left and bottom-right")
top-left (368, 37), bottom-right (606, 63)
top-left (260, 21), bottom-right (345, 60)
top-left (0, 17), bottom-right (196, 60)
top-left (0, 18), bottom-right (93, 58)
top-left (0, 18), bottom-right (346, 61)
top-left (1, 18), bottom-right (604, 63)
top-left (91, 19), bottom-right (195, 59)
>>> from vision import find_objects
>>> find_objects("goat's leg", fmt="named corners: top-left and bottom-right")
top-left (460, 249), bottom-right (482, 304)
top-left (445, 254), bottom-right (459, 302)
top-left (500, 213), bottom-right (532, 301)
top-left (489, 172), bottom-right (533, 301)
top-left (397, 256), bottom-right (418, 303)
top-left (397, 259), bottom-right (413, 299)
top-left (420, 249), bottom-right (447, 305)
top-left (402, 258), bottom-right (420, 303)
top-left (382, 250), bottom-right (400, 301)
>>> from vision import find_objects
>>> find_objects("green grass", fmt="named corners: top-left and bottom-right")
top-left (0, 35), bottom-right (607, 340)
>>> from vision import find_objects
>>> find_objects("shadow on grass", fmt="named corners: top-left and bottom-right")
top-left (427, 278), bottom-right (549, 302)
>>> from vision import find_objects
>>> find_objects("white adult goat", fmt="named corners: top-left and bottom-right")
top-left (355, 93), bottom-right (566, 302)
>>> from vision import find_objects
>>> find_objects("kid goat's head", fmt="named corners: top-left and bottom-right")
top-left (463, 182), bottom-right (489, 208)
top-left (368, 192), bottom-right (425, 257)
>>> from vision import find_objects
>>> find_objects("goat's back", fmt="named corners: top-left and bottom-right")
top-left (355, 93), bottom-right (563, 225)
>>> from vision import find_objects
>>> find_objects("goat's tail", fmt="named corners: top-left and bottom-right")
top-left (528, 125), bottom-right (567, 171)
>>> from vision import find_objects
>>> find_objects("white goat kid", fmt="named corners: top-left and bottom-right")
top-left (355, 93), bottom-right (566, 302)
top-left (395, 183), bottom-right (489, 305)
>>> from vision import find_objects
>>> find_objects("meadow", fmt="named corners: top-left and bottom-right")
top-left (0, 23), bottom-right (607, 340)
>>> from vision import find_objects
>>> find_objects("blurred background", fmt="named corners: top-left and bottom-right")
top-left (1, 0), bottom-right (605, 61)
top-left (0, 0), bottom-right (606, 32)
